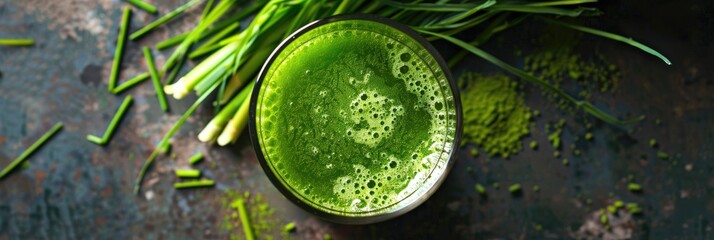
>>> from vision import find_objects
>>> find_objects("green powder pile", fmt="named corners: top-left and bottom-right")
top-left (223, 191), bottom-right (280, 240)
top-left (459, 73), bottom-right (532, 158)
top-left (524, 32), bottom-right (621, 111)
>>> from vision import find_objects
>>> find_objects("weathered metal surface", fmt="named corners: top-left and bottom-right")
top-left (0, 0), bottom-right (712, 239)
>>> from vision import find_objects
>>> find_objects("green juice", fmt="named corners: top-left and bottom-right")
top-left (253, 18), bottom-right (459, 220)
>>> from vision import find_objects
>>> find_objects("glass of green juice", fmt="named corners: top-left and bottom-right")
top-left (249, 15), bottom-right (462, 224)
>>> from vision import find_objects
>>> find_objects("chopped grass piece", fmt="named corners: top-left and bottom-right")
top-left (657, 151), bottom-right (670, 160)
top-left (231, 197), bottom-right (255, 240)
top-left (649, 139), bottom-right (657, 148)
top-left (509, 184), bottom-right (522, 193)
top-left (189, 153), bottom-right (204, 165)
top-left (532, 185), bottom-right (540, 192)
top-left (530, 140), bottom-right (538, 150)
top-left (87, 95), bottom-right (133, 145)
top-left (125, 0), bottom-right (157, 14)
top-left (628, 183), bottom-right (642, 192)
top-left (134, 84), bottom-right (217, 194)
top-left (0, 122), bottom-right (63, 179)
top-left (129, 0), bottom-right (203, 40)
top-left (475, 183), bottom-right (487, 195)
top-left (112, 73), bottom-right (150, 94)
top-left (156, 33), bottom-right (189, 50)
top-left (174, 179), bottom-right (214, 188)
top-left (607, 205), bottom-right (617, 213)
top-left (554, 151), bottom-right (560, 158)
top-left (175, 169), bottom-right (201, 178)
top-left (143, 47), bottom-right (169, 112)
top-left (0, 38), bottom-right (34, 46)
top-left (585, 132), bottom-right (593, 140)
top-left (109, 7), bottom-right (132, 92)
top-left (283, 222), bottom-right (296, 233)
top-left (614, 200), bottom-right (624, 208)
top-left (562, 158), bottom-right (569, 166)
top-left (324, 233), bottom-right (332, 240)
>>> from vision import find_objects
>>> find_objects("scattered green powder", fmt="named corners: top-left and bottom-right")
top-left (600, 212), bottom-right (609, 225)
top-left (475, 183), bottom-right (487, 195)
top-left (602, 200), bottom-right (642, 217)
top-left (223, 190), bottom-right (282, 240)
top-left (607, 205), bottom-right (617, 213)
top-left (459, 73), bottom-right (532, 158)
top-left (626, 203), bottom-right (643, 214)
top-left (546, 119), bottom-right (566, 149)
top-left (469, 148), bottom-right (478, 157)
top-left (21, 161), bottom-right (30, 169)
top-left (534, 224), bottom-right (543, 231)
top-left (628, 183), bottom-right (642, 192)
top-left (509, 184), bottom-right (522, 193)
top-left (524, 31), bottom-right (621, 112)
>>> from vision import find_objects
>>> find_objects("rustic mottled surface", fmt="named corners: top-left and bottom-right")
top-left (0, 0), bottom-right (712, 239)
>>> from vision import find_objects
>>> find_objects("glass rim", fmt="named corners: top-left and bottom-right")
top-left (248, 13), bottom-right (463, 224)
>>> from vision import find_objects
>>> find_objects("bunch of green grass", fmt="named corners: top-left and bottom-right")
top-left (131, 0), bottom-right (669, 193)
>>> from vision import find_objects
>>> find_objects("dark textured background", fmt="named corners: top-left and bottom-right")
top-left (1, 0), bottom-right (713, 239)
